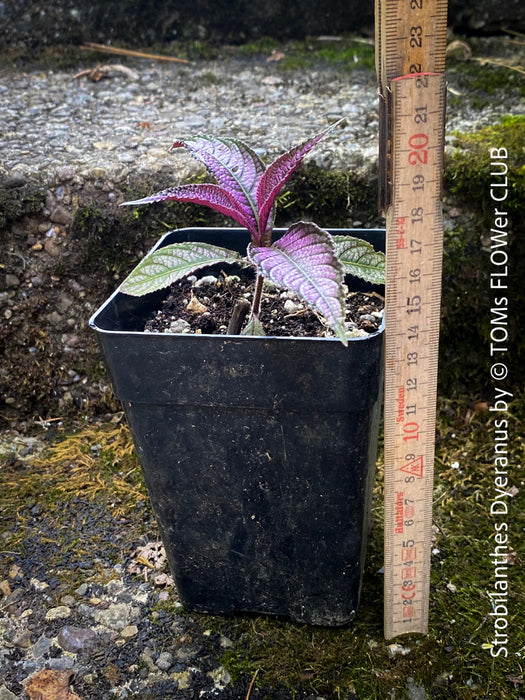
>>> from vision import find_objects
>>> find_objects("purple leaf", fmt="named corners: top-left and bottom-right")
top-left (170, 135), bottom-right (265, 240)
top-left (121, 183), bottom-right (258, 237)
top-left (256, 120), bottom-right (343, 238)
top-left (121, 123), bottom-right (344, 248)
top-left (249, 222), bottom-right (347, 344)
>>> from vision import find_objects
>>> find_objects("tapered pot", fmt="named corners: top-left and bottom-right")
top-left (90, 227), bottom-right (385, 625)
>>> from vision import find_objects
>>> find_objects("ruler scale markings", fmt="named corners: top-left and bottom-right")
top-left (376, 0), bottom-right (447, 213)
top-left (382, 70), bottom-right (446, 639)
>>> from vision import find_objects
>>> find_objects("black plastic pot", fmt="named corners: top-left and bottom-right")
top-left (90, 227), bottom-right (385, 626)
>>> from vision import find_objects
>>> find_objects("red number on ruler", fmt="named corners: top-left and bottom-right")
top-left (396, 217), bottom-right (406, 249)
top-left (408, 133), bottom-right (429, 165)
top-left (402, 421), bottom-right (419, 442)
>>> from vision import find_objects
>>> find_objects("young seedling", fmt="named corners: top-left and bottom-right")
top-left (121, 122), bottom-right (384, 344)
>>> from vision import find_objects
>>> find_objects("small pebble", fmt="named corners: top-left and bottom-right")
top-left (346, 328), bottom-right (368, 338)
top-left (45, 605), bottom-right (71, 621)
top-left (156, 651), bottom-right (174, 671)
top-left (195, 275), bottom-right (218, 287)
top-left (388, 643), bottom-right (411, 658)
top-left (168, 319), bottom-right (191, 334)
top-left (5, 274), bottom-right (20, 288)
top-left (172, 671), bottom-right (191, 690)
top-left (57, 625), bottom-right (96, 653)
top-left (283, 299), bottom-right (299, 314)
top-left (140, 650), bottom-right (157, 673)
top-left (13, 630), bottom-right (32, 648)
top-left (120, 625), bottom-right (139, 639)
top-left (32, 635), bottom-right (52, 659)
top-left (186, 297), bottom-right (208, 314)
top-left (75, 583), bottom-right (89, 596)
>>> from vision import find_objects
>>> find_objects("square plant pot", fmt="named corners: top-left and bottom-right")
top-left (90, 227), bottom-right (385, 626)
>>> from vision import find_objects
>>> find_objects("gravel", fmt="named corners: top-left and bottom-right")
top-left (0, 60), bottom-right (382, 186)
top-left (0, 565), bottom-right (233, 699)
top-left (1, 54), bottom-right (522, 191)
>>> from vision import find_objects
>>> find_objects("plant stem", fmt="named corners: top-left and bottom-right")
top-left (227, 298), bottom-right (251, 335)
top-left (251, 273), bottom-right (264, 319)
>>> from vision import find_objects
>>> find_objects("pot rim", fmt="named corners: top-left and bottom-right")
top-left (89, 226), bottom-right (385, 344)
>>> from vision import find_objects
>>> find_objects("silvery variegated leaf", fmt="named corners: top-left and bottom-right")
top-left (121, 183), bottom-right (258, 238)
top-left (120, 242), bottom-right (241, 296)
top-left (121, 123), bottom-right (343, 246)
top-left (170, 135), bottom-right (265, 203)
top-left (256, 120), bottom-right (343, 240)
top-left (332, 235), bottom-right (385, 285)
top-left (169, 136), bottom-right (266, 241)
top-left (249, 222), bottom-right (347, 345)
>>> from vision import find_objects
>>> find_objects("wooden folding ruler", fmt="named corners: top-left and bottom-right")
top-left (375, 0), bottom-right (448, 638)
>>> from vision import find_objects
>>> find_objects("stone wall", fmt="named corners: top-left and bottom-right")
top-left (1, 0), bottom-right (523, 55)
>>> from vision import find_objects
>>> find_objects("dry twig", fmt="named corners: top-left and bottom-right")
top-left (471, 56), bottom-right (525, 76)
top-left (73, 63), bottom-right (140, 81)
top-left (245, 669), bottom-right (259, 700)
top-left (502, 27), bottom-right (525, 38)
top-left (81, 41), bottom-right (189, 64)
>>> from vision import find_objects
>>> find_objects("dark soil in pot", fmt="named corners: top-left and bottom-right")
top-left (144, 271), bottom-right (384, 338)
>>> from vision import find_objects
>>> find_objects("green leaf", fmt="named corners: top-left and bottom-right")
top-left (120, 242), bottom-right (241, 296)
top-left (332, 235), bottom-right (385, 285)
top-left (241, 314), bottom-right (266, 337)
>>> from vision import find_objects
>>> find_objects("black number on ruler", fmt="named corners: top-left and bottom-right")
top-left (407, 295), bottom-right (421, 314)
top-left (410, 26), bottom-right (423, 48)
top-left (414, 105), bottom-right (428, 124)
top-left (406, 350), bottom-right (418, 364)
top-left (412, 174), bottom-right (425, 192)
top-left (411, 206), bottom-right (423, 223)
top-left (409, 268), bottom-right (421, 283)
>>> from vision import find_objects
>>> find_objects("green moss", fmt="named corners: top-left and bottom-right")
top-left (0, 180), bottom-right (46, 229)
top-left (2, 397), bottom-right (523, 697)
top-left (276, 164), bottom-right (379, 228)
top-left (445, 115), bottom-right (525, 222)
top-left (68, 162), bottom-right (379, 293)
top-left (447, 61), bottom-right (525, 105)
top-left (0, 425), bottom-right (148, 589)
top-left (195, 36), bottom-right (376, 71)
top-left (274, 37), bottom-right (375, 72)
top-left (235, 37), bottom-right (281, 58)
top-left (439, 115), bottom-right (525, 395)
top-left (70, 192), bottom-right (227, 284)
top-left (445, 36), bottom-right (525, 111)
top-left (210, 395), bottom-right (525, 699)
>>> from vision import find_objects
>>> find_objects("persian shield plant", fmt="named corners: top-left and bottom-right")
top-left (121, 121), bottom-right (384, 344)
